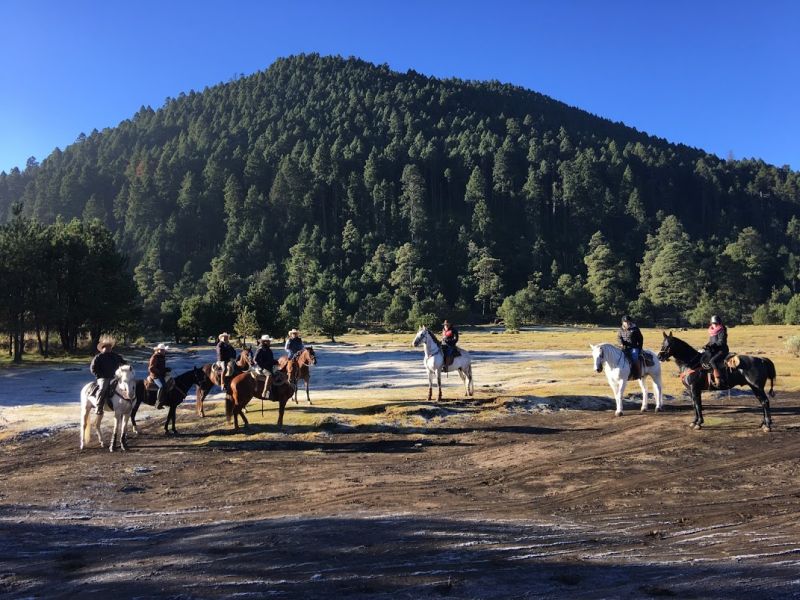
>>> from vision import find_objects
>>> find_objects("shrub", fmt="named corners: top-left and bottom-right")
top-left (784, 294), bottom-right (800, 325)
top-left (786, 335), bottom-right (800, 357)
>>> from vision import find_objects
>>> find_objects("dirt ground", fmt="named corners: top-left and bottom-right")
top-left (2, 388), bottom-right (800, 599)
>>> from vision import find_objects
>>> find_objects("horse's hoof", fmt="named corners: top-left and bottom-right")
top-left (615, 411), bottom-right (623, 417)
top-left (761, 424), bottom-right (772, 433)
top-left (654, 407), bottom-right (662, 413)
top-left (693, 424), bottom-right (703, 431)
top-left (132, 427), bottom-right (139, 435)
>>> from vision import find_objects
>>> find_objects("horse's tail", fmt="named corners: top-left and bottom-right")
top-left (766, 358), bottom-right (776, 398)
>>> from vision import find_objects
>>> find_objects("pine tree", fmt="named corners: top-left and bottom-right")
top-left (583, 231), bottom-right (629, 317)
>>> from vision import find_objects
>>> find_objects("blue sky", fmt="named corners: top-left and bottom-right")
top-left (1, 1), bottom-right (798, 173)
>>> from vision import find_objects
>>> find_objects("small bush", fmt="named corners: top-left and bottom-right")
top-left (784, 295), bottom-right (800, 325)
top-left (786, 336), bottom-right (800, 357)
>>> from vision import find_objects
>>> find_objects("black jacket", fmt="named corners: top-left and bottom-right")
top-left (216, 341), bottom-right (237, 362)
top-left (618, 325), bottom-right (643, 350)
top-left (253, 346), bottom-right (277, 370)
top-left (90, 352), bottom-right (126, 379)
top-left (706, 326), bottom-right (729, 354)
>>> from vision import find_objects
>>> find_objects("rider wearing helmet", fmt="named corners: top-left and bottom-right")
top-left (705, 315), bottom-right (729, 388)
top-left (617, 315), bottom-right (643, 378)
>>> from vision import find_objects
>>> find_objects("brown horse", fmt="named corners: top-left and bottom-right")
top-left (277, 347), bottom-right (317, 404)
top-left (228, 369), bottom-right (294, 430)
top-left (196, 348), bottom-right (252, 417)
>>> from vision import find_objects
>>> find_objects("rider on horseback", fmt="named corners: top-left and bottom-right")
top-left (285, 329), bottom-right (305, 360)
top-left (150, 343), bottom-right (170, 409)
top-left (89, 336), bottom-right (127, 415)
top-left (441, 320), bottom-right (459, 364)
top-left (618, 315), bottom-right (643, 379)
top-left (705, 315), bottom-right (729, 388)
top-left (216, 332), bottom-right (237, 393)
top-left (253, 334), bottom-right (278, 399)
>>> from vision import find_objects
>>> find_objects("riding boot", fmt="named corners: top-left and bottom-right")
top-left (712, 368), bottom-right (722, 388)
top-left (156, 386), bottom-right (166, 409)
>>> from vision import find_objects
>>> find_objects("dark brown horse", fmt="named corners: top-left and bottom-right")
top-left (228, 369), bottom-right (295, 430)
top-left (196, 348), bottom-right (252, 417)
top-left (130, 367), bottom-right (208, 435)
top-left (657, 332), bottom-right (776, 431)
top-left (276, 347), bottom-right (317, 404)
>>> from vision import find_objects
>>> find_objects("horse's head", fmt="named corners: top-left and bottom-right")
top-left (306, 346), bottom-right (317, 365)
top-left (412, 326), bottom-right (428, 348)
top-left (115, 365), bottom-right (136, 400)
top-left (657, 332), bottom-right (674, 362)
top-left (589, 344), bottom-right (604, 373)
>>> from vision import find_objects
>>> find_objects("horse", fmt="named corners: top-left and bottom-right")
top-left (196, 348), bottom-right (252, 417)
top-left (130, 367), bottom-right (208, 435)
top-left (228, 369), bottom-right (295, 430)
top-left (657, 332), bottom-right (776, 431)
top-left (277, 347), bottom-right (317, 404)
top-left (412, 326), bottom-right (474, 401)
top-left (590, 343), bottom-right (663, 416)
top-left (79, 365), bottom-right (137, 452)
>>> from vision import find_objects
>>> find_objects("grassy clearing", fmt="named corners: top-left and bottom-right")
top-left (2, 325), bottom-right (795, 443)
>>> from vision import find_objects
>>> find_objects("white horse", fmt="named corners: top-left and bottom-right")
top-left (79, 365), bottom-right (137, 451)
top-left (590, 343), bottom-right (663, 416)
top-left (412, 326), bottom-right (474, 401)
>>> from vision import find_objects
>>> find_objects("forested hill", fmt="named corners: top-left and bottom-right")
top-left (1, 53), bottom-right (799, 337)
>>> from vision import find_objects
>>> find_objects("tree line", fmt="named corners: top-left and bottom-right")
top-left (0, 207), bottom-right (138, 361)
top-left (0, 54), bottom-right (798, 344)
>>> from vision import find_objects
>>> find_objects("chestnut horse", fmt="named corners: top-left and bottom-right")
top-left (276, 347), bottom-right (317, 404)
top-left (228, 370), bottom-right (294, 430)
top-left (196, 348), bottom-right (252, 417)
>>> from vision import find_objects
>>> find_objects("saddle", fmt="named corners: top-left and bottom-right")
top-left (442, 345), bottom-right (461, 368)
top-left (144, 375), bottom-right (174, 392)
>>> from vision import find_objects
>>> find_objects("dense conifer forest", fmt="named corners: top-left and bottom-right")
top-left (2, 54), bottom-right (799, 345)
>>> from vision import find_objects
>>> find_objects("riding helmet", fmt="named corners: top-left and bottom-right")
top-left (710, 315), bottom-right (720, 324)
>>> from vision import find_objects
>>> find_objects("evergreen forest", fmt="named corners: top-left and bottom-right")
top-left (2, 54), bottom-right (800, 349)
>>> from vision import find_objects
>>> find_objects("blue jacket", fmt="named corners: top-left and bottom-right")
top-left (285, 337), bottom-right (304, 356)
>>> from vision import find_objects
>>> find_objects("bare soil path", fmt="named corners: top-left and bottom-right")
top-left (2, 391), bottom-right (800, 599)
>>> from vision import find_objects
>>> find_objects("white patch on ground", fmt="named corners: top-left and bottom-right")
top-left (0, 344), bottom-right (582, 437)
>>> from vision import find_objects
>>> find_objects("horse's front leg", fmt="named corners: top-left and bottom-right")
top-left (305, 378), bottom-right (312, 405)
top-left (94, 412), bottom-right (105, 448)
top-left (437, 371), bottom-right (442, 402)
top-left (652, 375), bottom-right (663, 412)
top-left (109, 415), bottom-right (119, 452)
top-left (615, 378), bottom-right (627, 416)
top-left (750, 384), bottom-right (772, 432)
top-left (170, 406), bottom-right (178, 434)
top-left (692, 388), bottom-right (704, 430)
top-left (427, 368), bottom-right (434, 401)
top-left (120, 414), bottom-right (130, 450)
top-left (277, 399), bottom-right (286, 428)
top-left (638, 378), bottom-right (649, 412)
top-left (196, 387), bottom-right (205, 418)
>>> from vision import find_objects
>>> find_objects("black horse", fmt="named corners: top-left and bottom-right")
top-left (657, 332), bottom-right (776, 431)
top-left (131, 367), bottom-right (208, 435)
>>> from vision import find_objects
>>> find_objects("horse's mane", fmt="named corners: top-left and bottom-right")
top-left (428, 330), bottom-right (441, 345)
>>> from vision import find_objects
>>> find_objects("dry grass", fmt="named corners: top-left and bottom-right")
top-left (2, 325), bottom-right (795, 443)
